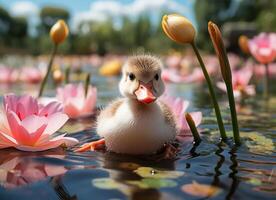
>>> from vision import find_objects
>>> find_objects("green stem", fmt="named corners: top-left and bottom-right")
top-left (64, 66), bottom-right (71, 84)
top-left (263, 63), bottom-right (269, 99)
top-left (185, 113), bottom-right (201, 144)
top-left (191, 42), bottom-right (227, 141)
top-left (84, 73), bottom-right (90, 98)
top-left (226, 84), bottom-right (240, 146)
top-left (38, 44), bottom-right (58, 97)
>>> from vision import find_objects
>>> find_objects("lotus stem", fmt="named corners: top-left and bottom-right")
top-left (64, 66), bottom-right (71, 84)
top-left (185, 113), bottom-right (201, 144)
top-left (38, 44), bottom-right (58, 97)
top-left (226, 83), bottom-right (241, 145)
top-left (190, 42), bottom-right (227, 141)
top-left (84, 73), bottom-right (90, 97)
top-left (264, 64), bottom-right (269, 99)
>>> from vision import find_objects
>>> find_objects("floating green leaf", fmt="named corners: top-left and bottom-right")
top-left (134, 167), bottom-right (184, 179)
top-left (241, 132), bottom-right (275, 154)
top-left (92, 178), bottom-right (122, 190)
top-left (127, 178), bottom-right (177, 189)
top-left (247, 178), bottom-right (262, 186)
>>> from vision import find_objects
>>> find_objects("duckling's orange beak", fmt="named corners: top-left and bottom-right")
top-left (134, 81), bottom-right (156, 104)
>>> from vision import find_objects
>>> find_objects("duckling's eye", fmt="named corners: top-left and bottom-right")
top-left (154, 74), bottom-right (159, 81)
top-left (129, 73), bottom-right (135, 81)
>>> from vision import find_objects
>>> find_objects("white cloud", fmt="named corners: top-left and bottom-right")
top-left (72, 0), bottom-right (191, 32)
top-left (10, 1), bottom-right (39, 17)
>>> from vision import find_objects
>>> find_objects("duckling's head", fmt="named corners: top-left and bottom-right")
top-left (119, 55), bottom-right (165, 104)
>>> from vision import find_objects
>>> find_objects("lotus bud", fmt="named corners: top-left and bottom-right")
top-left (208, 21), bottom-right (232, 84)
top-left (238, 35), bottom-right (250, 54)
top-left (162, 14), bottom-right (196, 44)
top-left (185, 113), bottom-right (201, 144)
top-left (50, 20), bottom-right (69, 44)
top-left (53, 69), bottom-right (63, 84)
top-left (208, 21), bottom-right (240, 145)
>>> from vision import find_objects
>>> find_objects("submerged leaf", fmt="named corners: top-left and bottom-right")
top-left (118, 162), bottom-right (141, 170)
top-left (134, 167), bottom-right (184, 179)
top-left (181, 181), bottom-right (221, 197)
top-left (127, 178), bottom-right (177, 189)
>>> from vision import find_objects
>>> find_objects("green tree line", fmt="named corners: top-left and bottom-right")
top-left (0, 6), bottom-right (180, 55)
top-left (0, 1), bottom-right (275, 55)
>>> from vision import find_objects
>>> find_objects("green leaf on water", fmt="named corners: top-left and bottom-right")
top-left (134, 167), bottom-right (184, 179)
top-left (127, 178), bottom-right (177, 189)
top-left (247, 178), bottom-right (262, 186)
top-left (92, 178), bottom-right (122, 190)
top-left (241, 132), bottom-right (275, 154)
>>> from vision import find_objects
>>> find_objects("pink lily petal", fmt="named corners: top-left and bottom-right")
top-left (1, 94), bottom-right (79, 151)
top-left (189, 112), bottom-right (202, 127)
top-left (39, 101), bottom-right (63, 116)
top-left (16, 134), bottom-right (78, 152)
top-left (0, 131), bottom-right (17, 149)
top-left (7, 112), bottom-right (47, 145)
top-left (43, 113), bottom-right (69, 135)
top-left (216, 82), bottom-right (227, 92)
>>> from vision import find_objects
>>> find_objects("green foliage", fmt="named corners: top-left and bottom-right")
top-left (39, 6), bottom-right (70, 34)
top-left (194, 0), bottom-right (273, 51)
top-left (256, 0), bottom-right (276, 32)
top-left (195, 0), bottom-right (231, 50)
top-left (3, 2), bottom-right (275, 55)
top-left (9, 17), bottom-right (28, 38)
top-left (0, 6), bottom-right (11, 49)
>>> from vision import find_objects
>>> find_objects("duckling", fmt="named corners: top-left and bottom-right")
top-left (76, 55), bottom-right (178, 155)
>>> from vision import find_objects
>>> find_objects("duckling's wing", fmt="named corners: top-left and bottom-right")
top-left (158, 101), bottom-right (178, 131)
top-left (98, 98), bottom-right (124, 120)
top-left (96, 98), bottom-right (124, 138)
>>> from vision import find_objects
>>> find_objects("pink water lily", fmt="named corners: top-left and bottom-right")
top-left (248, 33), bottom-right (276, 64)
top-left (19, 67), bottom-right (43, 84)
top-left (160, 95), bottom-right (202, 142)
top-left (0, 94), bottom-right (78, 151)
top-left (0, 66), bottom-right (18, 84)
top-left (217, 68), bottom-right (255, 98)
top-left (56, 83), bottom-right (97, 118)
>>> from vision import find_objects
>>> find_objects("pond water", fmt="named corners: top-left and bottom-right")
top-left (0, 70), bottom-right (275, 200)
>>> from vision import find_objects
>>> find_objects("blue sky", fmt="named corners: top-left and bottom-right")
top-left (0, 0), bottom-right (195, 34)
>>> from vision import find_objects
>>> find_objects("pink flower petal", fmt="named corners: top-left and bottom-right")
top-left (189, 112), bottom-right (202, 127)
top-left (0, 131), bottom-right (17, 149)
top-left (39, 101), bottom-right (63, 116)
top-left (16, 134), bottom-right (78, 152)
top-left (7, 112), bottom-right (47, 145)
top-left (43, 113), bottom-right (68, 135)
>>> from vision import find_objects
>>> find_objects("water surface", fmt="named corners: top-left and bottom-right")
top-left (0, 74), bottom-right (275, 200)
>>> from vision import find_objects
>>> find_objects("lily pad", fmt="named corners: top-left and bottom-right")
top-left (241, 132), bottom-right (274, 154)
top-left (134, 167), bottom-right (184, 179)
top-left (127, 178), bottom-right (177, 189)
top-left (247, 178), bottom-right (262, 186)
top-left (92, 178), bottom-right (123, 190)
top-left (181, 181), bottom-right (221, 197)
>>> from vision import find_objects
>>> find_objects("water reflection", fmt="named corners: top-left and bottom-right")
top-left (226, 147), bottom-right (239, 200)
top-left (50, 176), bottom-right (77, 200)
top-left (0, 149), bottom-right (68, 189)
